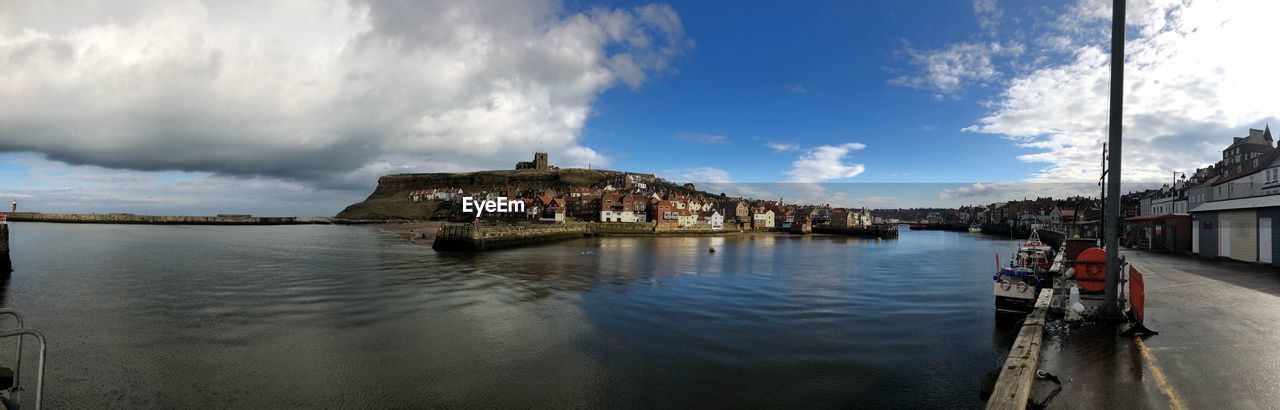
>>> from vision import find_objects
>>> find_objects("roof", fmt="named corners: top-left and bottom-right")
top-left (1125, 213), bottom-right (1191, 222)
top-left (1217, 147), bottom-right (1280, 184)
top-left (1189, 194), bottom-right (1280, 213)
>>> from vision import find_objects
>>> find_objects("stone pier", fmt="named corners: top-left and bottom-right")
top-left (1, 224), bottom-right (10, 272)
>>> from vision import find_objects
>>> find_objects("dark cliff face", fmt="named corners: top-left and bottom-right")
top-left (337, 169), bottom-right (608, 220)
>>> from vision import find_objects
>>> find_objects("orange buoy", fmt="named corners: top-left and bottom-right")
top-left (1073, 247), bottom-right (1107, 292)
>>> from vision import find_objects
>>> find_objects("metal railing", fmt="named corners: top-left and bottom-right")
top-left (0, 308), bottom-right (45, 410)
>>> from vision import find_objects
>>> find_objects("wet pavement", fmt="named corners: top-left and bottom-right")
top-left (1034, 250), bottom-right (1280, 409)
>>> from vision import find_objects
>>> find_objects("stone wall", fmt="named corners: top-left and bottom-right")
top-left (813, 226), bottom-right (899, 238)
top-left (594, 222), bottom-right (656, 235)
top-left (1, 224), bottom-right (10, 272)
top-left (5, 212), bottom-right (327, 225)
top-left (433, 223), bottom-right (593, 251)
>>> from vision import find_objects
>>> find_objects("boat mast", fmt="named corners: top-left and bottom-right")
top-left (1103, 0), bottom-right (1125, 318)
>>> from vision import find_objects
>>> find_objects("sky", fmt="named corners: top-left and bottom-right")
top-left (0, 0), bottom-right (1277, 215)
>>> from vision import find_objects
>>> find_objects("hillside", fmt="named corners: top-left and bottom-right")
top-left (336, 168), bottom-right (610, 220)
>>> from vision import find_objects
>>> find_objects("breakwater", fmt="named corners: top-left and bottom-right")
top-left (1, 223), bottom-right (10, 272)
top-left (433, 223), bottom-right (594, 251)
top-left (813, 225), bottom-right (899, 238)
top-left (5, 212), bottom-right (332, 225)
top-left (909, 223), bottom-right (970, 232)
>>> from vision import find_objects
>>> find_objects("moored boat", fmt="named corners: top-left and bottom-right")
top-left (993, 229), bottom-right (1056, 314)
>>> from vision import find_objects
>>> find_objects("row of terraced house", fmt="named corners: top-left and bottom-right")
top-left (1118, 125), bottom-right (1280, 266)
top-left (405, 177), bottom-right (877, 232)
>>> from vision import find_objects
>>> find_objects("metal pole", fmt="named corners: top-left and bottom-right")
top-left (1104, 0), bottom-right (1126, 318)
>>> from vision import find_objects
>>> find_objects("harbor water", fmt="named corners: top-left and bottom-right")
top-left (3, 223), bottom-right (1024, 408)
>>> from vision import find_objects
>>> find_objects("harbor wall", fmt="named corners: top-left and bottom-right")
top-left (813, 226), bottom-right (899, 238)
top-left (1, 224), bottom-right (9, 272)
top-left (433, 223), bottom-right (593, 251)
top-left (5, 212), bottom-right (331, 225)
top-left (594, 222), bottom-right (656, 235)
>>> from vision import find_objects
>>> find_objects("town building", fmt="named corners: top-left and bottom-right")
top-left (1190, 126), bottom-right (1278, 266)
top-left (708, 210), bottom-right (725, 230)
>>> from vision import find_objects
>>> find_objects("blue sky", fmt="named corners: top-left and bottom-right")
top-left (584, 0), bottom-right (1031, 183)
top-left (0, 0), bottom-right (1276, 214)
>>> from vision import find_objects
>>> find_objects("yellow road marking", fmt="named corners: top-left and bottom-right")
top-left (1135, 336), bottom-right (1185, 410)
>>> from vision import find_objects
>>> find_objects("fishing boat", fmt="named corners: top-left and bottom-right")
top-left (993, 264), bottom-right (1039, 313)
top-left (968, 223), bottom-right (982, 233)
top-left (1020, 229), bottom-right (1052, 252)
top-left (993, 229), bottom-right (1055, 314)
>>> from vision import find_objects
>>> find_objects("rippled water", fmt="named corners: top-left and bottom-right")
top-left (2, 223), bottom-right (1024, 408)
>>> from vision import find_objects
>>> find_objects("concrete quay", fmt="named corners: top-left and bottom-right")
top-left (1028, 249), bottom-right (1280, 409)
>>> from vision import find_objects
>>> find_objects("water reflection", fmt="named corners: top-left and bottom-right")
top-left (6, 223), bottom-right (1023, 408)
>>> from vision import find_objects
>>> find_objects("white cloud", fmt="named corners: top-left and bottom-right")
top-left (892, 41), bottom-right (1015, 95)
top-left (965, 0), bottom-right (1280, 183)
top-left (675, 132), bottom-right (729, 144)
top-left (766, 142), bottom-right (800, 152)
top-left (0, 0), bottom-right (691, 190)
top-left (785, 143), bottom-right (867, 182)
top-left (940, 182), bottom-right (999, 199)
top-left (665, 166), bottom-right (731, 183)
top-left (973, 0), bottom-right (1003, 35)
top-left (660, 167), bottom-right (775, 199)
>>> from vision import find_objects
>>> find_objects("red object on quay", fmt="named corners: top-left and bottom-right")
top-left (1129, 264), bottom-right (1146, 325)
top-left (1073, 247), bottom-right (1107, 293)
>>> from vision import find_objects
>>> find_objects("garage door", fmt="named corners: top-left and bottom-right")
top-left (1262, 218), bottom-right (1273, 264)
top-left (1193, 221), bottom-right (1200, 254)
top-left (1220, 210), bottom-right (1258, 262)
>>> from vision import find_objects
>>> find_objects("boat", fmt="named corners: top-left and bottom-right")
top-left (994, 265), bottom-right (1040, 313)
top-left (968, 223), bottom-right (982, 233)
top-left (1020, 229), bottom-right (1052, 252)
top-left (993, 229), bottom-right (1055, 314)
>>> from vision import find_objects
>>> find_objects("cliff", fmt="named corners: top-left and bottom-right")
top-left (335, 168), bottom-right (609, 220)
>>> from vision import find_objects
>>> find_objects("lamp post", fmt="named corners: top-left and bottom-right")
top-left (1103, 0), bottom-right (1126, 318)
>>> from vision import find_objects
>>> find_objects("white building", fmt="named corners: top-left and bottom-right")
top-left (709, 211), bottom-right (724, 230)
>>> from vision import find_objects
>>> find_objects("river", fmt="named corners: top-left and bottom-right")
top-left (2, 223), bottom-right (1025, 408)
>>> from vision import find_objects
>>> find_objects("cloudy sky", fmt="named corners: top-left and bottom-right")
top-left (1, 0), bottom-right (1277, 214)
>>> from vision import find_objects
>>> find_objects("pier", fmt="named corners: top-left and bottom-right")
top-left (432, 223), bottom-right (595, 251)
top-left (4, 212), bottom-right (332, 225)
top-left (1033, 249), bottom-right (1280, 408)
top-left (1, 222), bottom-right (9, 272)
top-left (811, 225), bottom-right (899, 238)
top-left (986, 289), bottom-right (1052, 409)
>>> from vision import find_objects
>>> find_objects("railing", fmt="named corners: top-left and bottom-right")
top-left (0, 308), bottom-right (45, 410)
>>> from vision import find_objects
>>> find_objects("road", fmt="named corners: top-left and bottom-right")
top-left (1031, 249), bottom-right (1280, 409)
